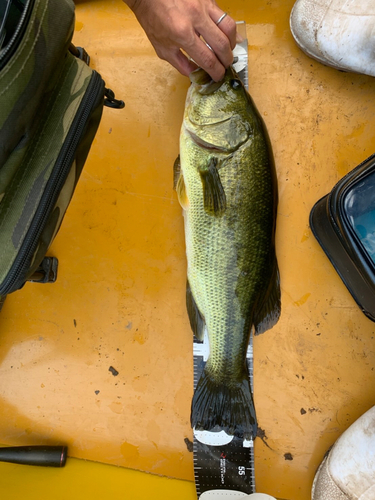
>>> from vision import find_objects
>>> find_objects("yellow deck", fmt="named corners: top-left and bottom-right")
top-left (1, 0), bottom-right (375, 498)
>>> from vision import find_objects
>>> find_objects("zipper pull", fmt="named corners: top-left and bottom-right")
top-left (104, 87), bottom-right (125, 109)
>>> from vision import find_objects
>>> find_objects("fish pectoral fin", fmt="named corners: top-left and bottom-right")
top-left (176, 172), bottom-right (189, 210)
top-left (198, 157), bottom-right (226, 216)
top-left (173, 155), bottom-right (181, 190)
top-left (174, 154), bottom-right (189, 209)
top-left (254, 255), bottom-right (281, 335)
top-left (186, 280), bottom-right (205, 341)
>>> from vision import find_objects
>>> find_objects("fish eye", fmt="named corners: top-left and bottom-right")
top-left (230, 79), bottom-right (242, 90)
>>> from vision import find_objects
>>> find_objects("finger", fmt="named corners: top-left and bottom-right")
top-left (194, 11), bottom-right (236, 68)
top-left (200, 26), bottom-right (234, 69)
top-left (157, 45), bottom-right (199, 77)
top-left (182, 35), bottom-right (226, 81)
top-left (209, 8), bottom-right (237, 50)
top-left (175, 50), bottom-right (199, 77)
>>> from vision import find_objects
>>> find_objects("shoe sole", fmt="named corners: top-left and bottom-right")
top-left (289, 3), bottom-right (351, 74)
top-left (311, 447), bottom-right (331, 498)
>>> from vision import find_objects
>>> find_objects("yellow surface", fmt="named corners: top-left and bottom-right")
top-left (1, 0), bottom-right (375, 499)
top-left (0, 455), bottom-right (195, 500)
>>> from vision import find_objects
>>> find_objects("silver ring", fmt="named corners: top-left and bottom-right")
top-left (216, 13), bottom-right (227, 25)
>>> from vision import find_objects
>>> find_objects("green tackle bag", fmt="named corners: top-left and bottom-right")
top-left (0, 0), bottom-right (124, 303)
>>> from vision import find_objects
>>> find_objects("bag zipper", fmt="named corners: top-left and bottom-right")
top-left (0, 0), bottom-right (35, 70)
top-left (0, 70), bottom-right (104, 295)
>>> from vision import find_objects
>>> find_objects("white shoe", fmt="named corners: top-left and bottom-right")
top-left (312, 405), bottom-right (375, 499)
top-left (290, 0), bottom-right (375, 77)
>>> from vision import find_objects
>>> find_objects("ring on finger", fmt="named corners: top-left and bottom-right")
top-left (216, 12), bottom-right (227, 25)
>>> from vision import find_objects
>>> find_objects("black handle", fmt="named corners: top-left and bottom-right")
top-left (0, 445), bottom-right (67, 467)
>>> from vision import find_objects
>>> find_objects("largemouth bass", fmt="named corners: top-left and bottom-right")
top-left (175, 67), bottom-right (281, 439)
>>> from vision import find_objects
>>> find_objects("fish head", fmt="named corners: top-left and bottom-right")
top-left (184, 67), bottom-right (252, 153)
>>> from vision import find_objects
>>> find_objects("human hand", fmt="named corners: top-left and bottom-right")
top-left (124, 0), bottom-right (237, 81)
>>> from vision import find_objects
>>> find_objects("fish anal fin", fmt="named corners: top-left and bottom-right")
top-left (254, 256), bottom-right (281, 335)
top-left (186, 280), bottom-right (205, 341)
top-left (191, 366), bottom-right (257, 440)
top-left (199, 157), bottom-right (226, 217)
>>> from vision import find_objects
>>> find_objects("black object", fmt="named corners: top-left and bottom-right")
top-left (0, 445), bottom-right (67, 467)
top-left (310, 152), bottom-right (375, 321)
top-left (28, 257), bottom-right (58, 284)
top-left (104, 88), bottom-right (125, 109)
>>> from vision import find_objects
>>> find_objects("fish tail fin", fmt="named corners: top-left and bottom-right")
top-left (191, 366), bottom-right (257, 439)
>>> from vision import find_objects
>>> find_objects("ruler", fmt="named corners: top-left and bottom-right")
top-left (233, 21), bottom-right (249, 90)
top-left (193, 334), bottom-right (255, 498)
top-left (192, 23), bottom-right (255, 499)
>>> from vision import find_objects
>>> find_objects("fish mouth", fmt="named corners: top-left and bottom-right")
top-left (189, 66), bottom-right (239, 94)
top-left (189, 68), bottom-right (224, 95)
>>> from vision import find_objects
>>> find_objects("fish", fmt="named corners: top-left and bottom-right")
top-left (174, 66), bottom-right (281, 439)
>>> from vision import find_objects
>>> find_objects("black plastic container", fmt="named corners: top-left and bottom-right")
top-left (310, 152), bottom-right (375, 321)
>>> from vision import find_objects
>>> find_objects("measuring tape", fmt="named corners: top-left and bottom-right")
top-left (193, 332), bottom-right (255, 497)
top-left (233, 21), bottom-right (249, 90)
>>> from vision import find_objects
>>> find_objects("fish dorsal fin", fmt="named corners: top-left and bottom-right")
top-left (173, 155), bottom-right (181, 190)
top-left (186, 280), bottom-right (205, 341)
top-left (198, 157), bottom-right (226, 216)
top-left (254, 255), bottom-right (281, 335)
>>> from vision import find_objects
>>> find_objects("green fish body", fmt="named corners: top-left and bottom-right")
top-left (175, 67), bottom-right (281, 439)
